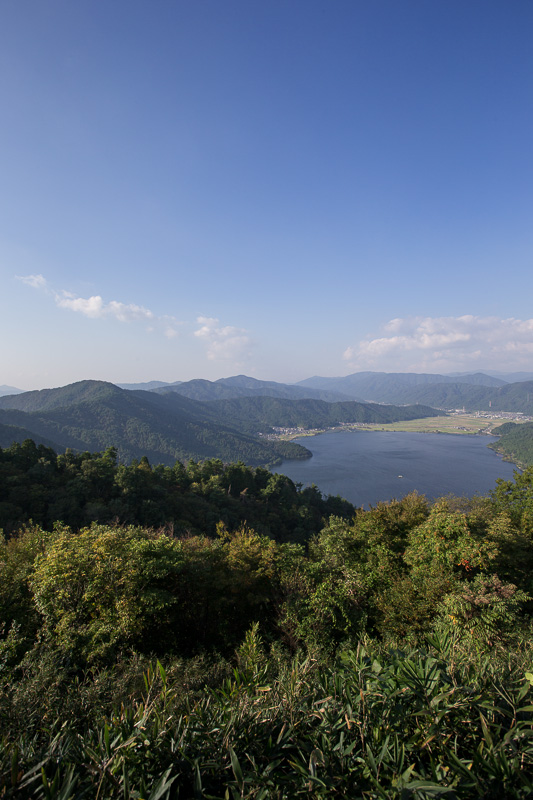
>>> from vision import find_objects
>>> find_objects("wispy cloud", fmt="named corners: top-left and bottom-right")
top-left (344, 315), bottom-right (533, 372)
top-left (17, 273), bottom-right (179, 334)
top-left (17, 273), bottom-right (48, 290)
top-left (16, 275), bottom-right (252, 358)
top-left (55, 292), bottom-right (154, 322)
top-left (194, 316), bottom-right (252, 362)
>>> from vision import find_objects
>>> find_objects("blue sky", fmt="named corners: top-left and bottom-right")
top-left (1, 0), bottom-right (532, 390)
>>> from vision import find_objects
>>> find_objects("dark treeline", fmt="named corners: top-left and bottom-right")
top-left (0, 439), bottom-right (353, 540)
top-left (2, 439), bottom-right (533, 797)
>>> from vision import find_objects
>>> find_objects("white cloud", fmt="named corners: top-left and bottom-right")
top-left (55, 292), bottom-right (105, 318)
top-left (194, 316), bottom-right (252, 362)
top-left (17, 273), bottom-right (178, 335)
top-left (106, 300), bottom-right (154, 323)
top-left (55, 292), bottom-right (155, 322)
top-left (344, 315), bottom-right (533, 372)
top-left (16, 273), bottom-right (48, 289)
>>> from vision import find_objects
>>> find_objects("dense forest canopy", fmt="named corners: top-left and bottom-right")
top-left (1, 437), bottom-right (533, 796)
top-left (0, 439), bottom-right (353, 539)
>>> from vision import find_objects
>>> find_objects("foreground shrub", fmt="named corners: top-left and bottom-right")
top-left (2, 638), bottom-right (533, 799)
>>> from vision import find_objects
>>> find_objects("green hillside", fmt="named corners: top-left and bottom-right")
top-left (0, 380), bottom-right (444, 467)
top-left (204, 395), bottom-right (443, 433)
top-left (489, 421), bottom-right (533, 468)
top-left (0, 379), bottom-right (121, 413)
top-left (294, 372), bottom-right (533, 413)
top-left (0, 422), bottom-right (61, 451)
top-left (0, 382), bottom-right (311, 467)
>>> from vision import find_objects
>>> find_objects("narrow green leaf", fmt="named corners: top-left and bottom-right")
top-left (230, 747), bottom-right (244, 790)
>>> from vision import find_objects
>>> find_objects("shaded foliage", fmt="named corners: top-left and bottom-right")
top-left (0, 440), bottom-right (351, 540)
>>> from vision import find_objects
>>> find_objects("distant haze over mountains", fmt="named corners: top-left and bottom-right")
top-left (0, 385), bottom-right (25, 397)
top-left (117, 371), bottom-right (533, 415)
top-left (297, 371), bottom-right (507, 395)
top-left (446, 371), bottom-right (533, 383)
top-left (294, 372), bottom-right (533, 414)
top-left (5, 371), bottom-right (533, 399)
top-left (150, 375), bottom-right (354, 403)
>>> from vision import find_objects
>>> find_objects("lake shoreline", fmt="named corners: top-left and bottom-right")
top-left (272, 429), bottom-right (519, 508)
top-left (271, 413), bottom-right (528, 471)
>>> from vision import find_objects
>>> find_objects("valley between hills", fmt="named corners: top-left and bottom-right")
top-left (1, 370), bottom-right (533, 467)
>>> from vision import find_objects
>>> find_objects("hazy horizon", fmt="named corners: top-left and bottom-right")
top-left (4, 367), bottom-right (533, 396)
top-left (2, 1), bottom-right (532, 391)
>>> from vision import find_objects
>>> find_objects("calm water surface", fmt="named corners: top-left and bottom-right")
top-left (273, 431), bottom-right (518, 508)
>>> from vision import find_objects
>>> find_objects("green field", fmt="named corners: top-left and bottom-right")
top-left (280, 415), bottom-right (525, 439)
top-left (360, 414), bottom-right (495, 434)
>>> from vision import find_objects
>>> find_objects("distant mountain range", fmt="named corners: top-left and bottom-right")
top-left (0, 379), bottom-right (441, 466)
top-left (297, 371), bottom-right (506, 396)
top-left (295, 372), bottom-right (533, 414)
top-left (447, 371), bottom-right (533, 383)
top-left (123, 375), bottom-right (355, 402)
top-left (138, 371), bottom-right (533, 414)
top-left (6, 371), bottom-right (533, 403)
top-left (0, 385), bottom-right (24, 397)
top-left (2, 371), bottom-right (533, 467)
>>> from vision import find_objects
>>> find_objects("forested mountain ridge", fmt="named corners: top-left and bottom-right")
top-left (297, 372), bottom-right (533, 412)
top-left (117, 379), bottom-right (175, 391)
top-left (0, 379), bottom-right (121, 413)
top-left (394, 379), bottom-right (533, 413)
top-left (0, 382), bottom-right (310, 467)
top-left (153, 374), bottom-right (354, 402)
top-left (0, 421), bottom-right (61, 450)
top-left (0, 380), bottom-right (442, 467)
top-left (203, 395), bottom-right (442, 434)
top-left (297, 370), bottom-right (506, 400)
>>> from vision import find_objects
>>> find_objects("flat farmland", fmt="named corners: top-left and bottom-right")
top-left (360, 414), bottom-right (515, 434)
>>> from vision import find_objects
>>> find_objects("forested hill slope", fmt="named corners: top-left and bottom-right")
top-left (0, 380), bottom-right (444, 467)
top-left (0, 381), bottom-right (310, 467)
top-left (2, 448), bottom-right (533, 797)
top-left (297, 371), bottom-right (506, 401)
top-left (489, 421), bottom-right (533, 468)
top-left (0, 379), bottom-right (120, 413)
top-left (391, 379), bottom-right (533, 413)
top-left (298, 373), bottom-right (533, 413)
top-left (203, 395), bottom-right (442, 434)
top-left (0, 422), bottom-right (61, 450)
top-left (0, 440), bottom-right (354, 536)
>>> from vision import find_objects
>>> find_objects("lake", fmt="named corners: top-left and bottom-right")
top-left (272, 430), bottom-right (518, 508)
